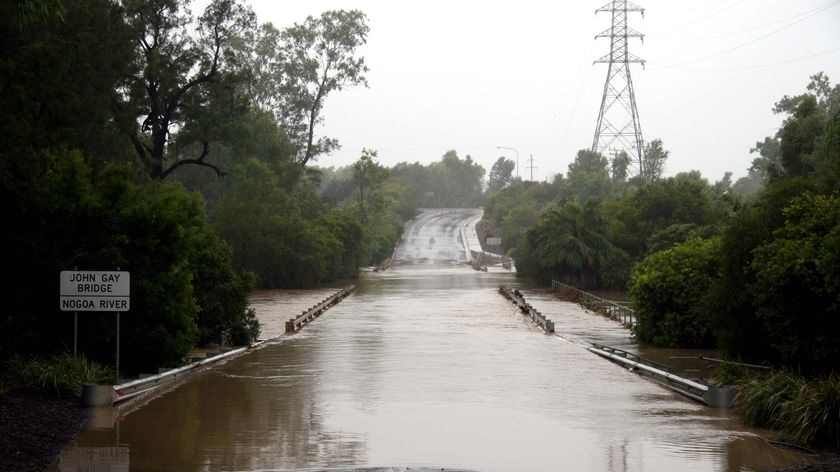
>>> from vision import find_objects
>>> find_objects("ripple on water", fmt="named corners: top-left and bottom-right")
top-left (64, 264), bottom-right (816, 472)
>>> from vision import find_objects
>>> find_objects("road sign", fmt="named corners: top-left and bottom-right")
top-left (486, 237), bottom-right (502, 245)
top-left (60, 271), bottom-right (130, 312)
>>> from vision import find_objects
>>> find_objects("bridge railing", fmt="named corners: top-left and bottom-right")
top-left (285, 285), bottom-right (355, 334)
top-left (498, 286), bottom-right (554, 333)
top-left (588, 343), bottom-right (713, 404)
top-left (551, 281), bottom-right (635, 328)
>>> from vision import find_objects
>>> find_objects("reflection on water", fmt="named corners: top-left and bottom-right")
top-left (61, 266), bottom-right (815, 472)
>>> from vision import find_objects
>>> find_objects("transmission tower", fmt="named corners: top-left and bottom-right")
top-left (591, 0), bottom-right (646, 177)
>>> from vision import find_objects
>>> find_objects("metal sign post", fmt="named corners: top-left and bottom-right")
top-left (60, 270), bottom-right (130, 380)
top-left (116, 311), bottom-right (120, 381)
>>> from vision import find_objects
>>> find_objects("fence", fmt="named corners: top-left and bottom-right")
top-left (551, 280), bottom-right (635, 328)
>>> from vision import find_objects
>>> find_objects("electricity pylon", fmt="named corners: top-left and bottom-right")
top-left (591, 0), bottom-right (646, 177)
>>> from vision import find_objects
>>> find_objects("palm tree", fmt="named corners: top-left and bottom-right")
top-left (528, 201), bottom-right (614, 288)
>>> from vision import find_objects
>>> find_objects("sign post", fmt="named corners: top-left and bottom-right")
top-left (60, 270), bottom-right (130, 380)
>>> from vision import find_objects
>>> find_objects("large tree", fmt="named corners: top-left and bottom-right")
top-left (121, 0), bottom-right (255, 179)
top-left (352, 148), bottom-right (387, 223)
top-left (487, 156), bottom-right (515, 194)
top-left (566, 149), bottom-right (611, 201)
top-left (279, 10), bottom-right (369, 166)
top-left (640, 138), bottom-right (668, 182)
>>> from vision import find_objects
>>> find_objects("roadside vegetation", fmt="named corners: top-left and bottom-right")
top-left (1, 354), bottom-right (113, 398)
top-left (480, 73), bottom-right (840, 446)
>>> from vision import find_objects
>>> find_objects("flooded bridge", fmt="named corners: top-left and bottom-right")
top-left (61, 209), bottom-right (812, 471)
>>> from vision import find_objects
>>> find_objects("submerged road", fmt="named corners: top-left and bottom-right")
top-left (62, 209), bottom-right (814, 472)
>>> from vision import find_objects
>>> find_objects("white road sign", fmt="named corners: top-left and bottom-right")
top-left (60, 271), bottom-right (130, 312)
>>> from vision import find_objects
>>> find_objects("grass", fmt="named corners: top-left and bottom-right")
top-left (734, 370), bottom-right (840, 448)
top-left (2, 353), bottom-right (114, 398)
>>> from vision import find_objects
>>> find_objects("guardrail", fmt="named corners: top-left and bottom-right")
top-left (498, 286), bottom-right (555, 333)
top-left (587, 343), bottom-right (737, 407)
top-left (94, 286), bottom-right (356, 407)
top-left (285, 285), bottom-right (355, 334)
top-left (551, 281), bottom-right (635, 328)
top-left (104, 342), bottom-right (264, 406)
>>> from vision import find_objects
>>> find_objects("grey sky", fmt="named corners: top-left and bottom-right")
top-left (247, 0), bottom-right (840, 183)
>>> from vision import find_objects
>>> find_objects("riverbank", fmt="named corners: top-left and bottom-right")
top-left (0, 393), bottom-right (88, 472)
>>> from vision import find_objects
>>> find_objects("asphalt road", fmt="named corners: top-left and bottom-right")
top-left (391, 208), bottom-right (481, 265)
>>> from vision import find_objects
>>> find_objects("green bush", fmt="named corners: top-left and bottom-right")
top-left (736, 371), bottom-right (840, 448)
top-left (748, 193), bottom-right (840, 373)
top-left (630, 237), bottom-right (721, 347)
top-left (3, 353), bottom-right (114, 397)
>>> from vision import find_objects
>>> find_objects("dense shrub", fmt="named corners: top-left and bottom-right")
top-left (748, 193), bottom-right (840, 373)
top-left (630, 237), bottom-right (721, 347)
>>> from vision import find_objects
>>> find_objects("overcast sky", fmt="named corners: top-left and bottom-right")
top-left (246, 0), bottom-right (840, 183)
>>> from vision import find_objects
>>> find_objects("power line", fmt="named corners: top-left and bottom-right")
top-left (649, 1), bottom-right (840, 70)
top-left (558, 64), bottom-right (596, 147)
top-left (668, 48), bottom-right (840, 72)
top-left (654, 0), bottom-right (735, 13)
top-left (649, 0), bottom-right (747, 36)
top-left (659, 0), bottom-right (840, 41)
top-left (552, 37), bottom-right (595, 140)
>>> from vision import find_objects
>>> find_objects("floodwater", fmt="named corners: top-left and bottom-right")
top-left (60, 210), bottom-right (815, 472)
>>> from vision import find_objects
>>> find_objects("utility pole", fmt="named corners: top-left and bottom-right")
top-left (526, 154), bottom-right (537, 181)
top-left (591, 0), bottom-right (646, 178)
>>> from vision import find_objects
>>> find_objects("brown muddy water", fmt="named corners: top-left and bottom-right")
top-left (59, 266), bottom-right (814, 471)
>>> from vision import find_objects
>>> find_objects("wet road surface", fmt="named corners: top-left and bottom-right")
top-left (392, 208), bottom-right (481, 265)
top-left (60, 209), bottom-right (815, 471)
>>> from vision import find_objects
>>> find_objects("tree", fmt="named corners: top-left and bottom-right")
top-left (0, 0), bottom-right (135, 165)
top-left (240, 22), bottom-right (285, 113)
top-left (630, 237), bottom-right (720, 347)
top-left (352, 148), bottom-right (387, 223)
top-left (778, 95), bottom-right (824, 177)
top-left (566, 149), bottom-right (611, 201)
top-left (280, 10), bottom-right (369, 166)
top-left (6, 0), bottom-right (64, 27)
top-left (568, 149), bottom-right (608, 175)
top-left (517, 200), bottom-right (618, 288)
top-left (487, 156), bottom-right (515, 194)
top-left (750, 136), bottom-right (784, 182)
top-left (430, 150), bottom-right (486, 207)
top-left (641, 139), bottom-right (668, 182)
top-left (751, 73), bottom-right (839, 181)
top-left (611, 151), bottom-right (631, 182)
top-left (606, 171), bottom-right (729, 257)
top-left (121, 0), bottom-right (256, 179)
top-left (747, 193), bottom-right (840, 373)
